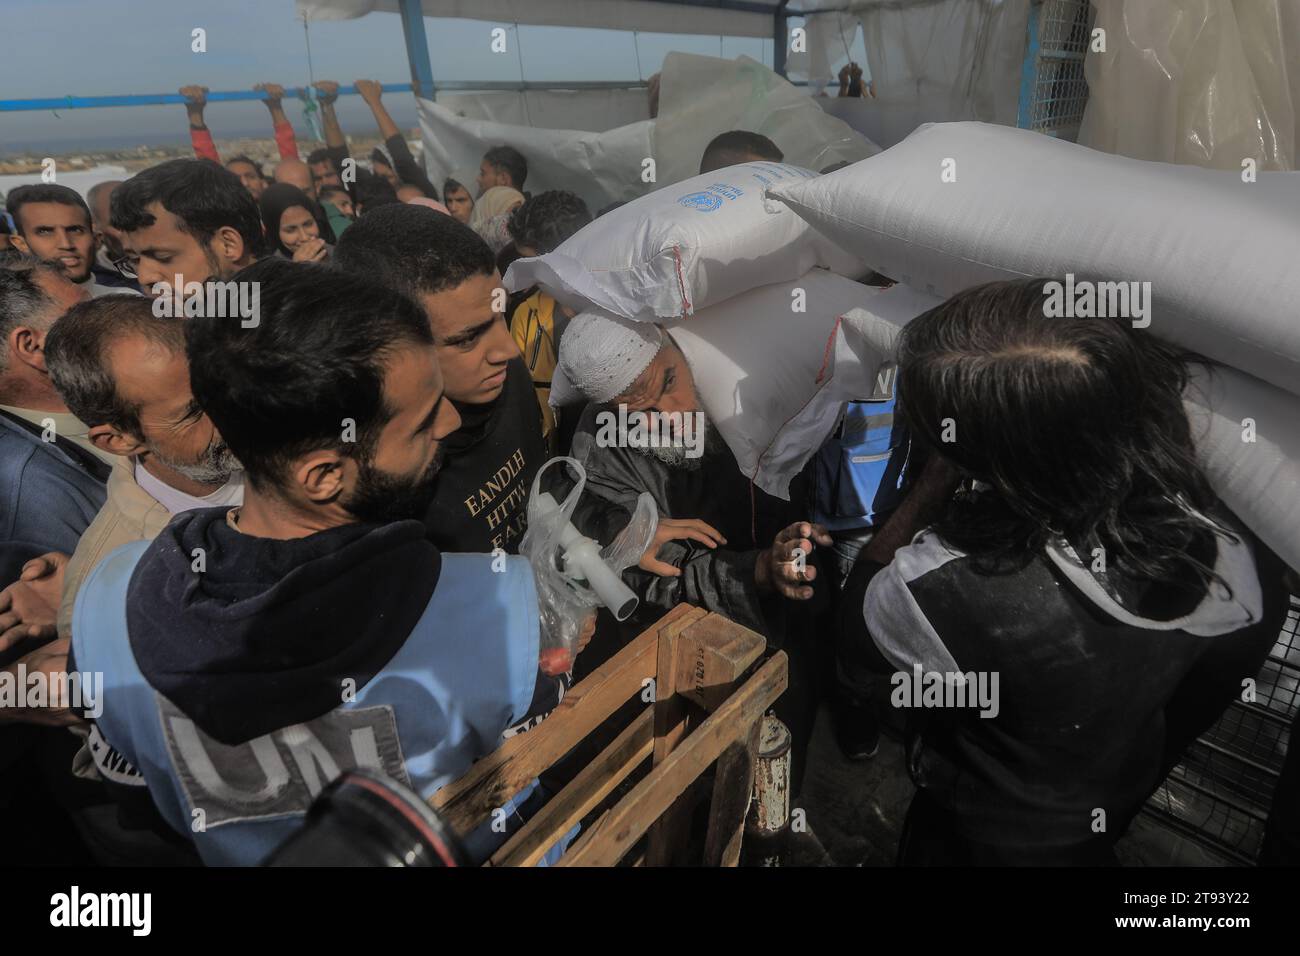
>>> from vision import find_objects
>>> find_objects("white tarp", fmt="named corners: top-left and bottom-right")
top-left (418, 52), bottom-right (879, 211)
top-left (418, 98), bottom-right (654, 212)
top-left (653, 52), bottom-right (879, 184)
top-left (296, 0), bottom-right (793, 38)
top-left (436, 88), bottom-right (649, 132)
top-left (1079, 0), bottom-right (1300, 171)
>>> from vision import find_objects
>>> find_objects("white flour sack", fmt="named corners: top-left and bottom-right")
top-left (1185, 365), bottom-right (1300, 575)
top-left (768, 122), bottom-right (1300, 398)
top-left (669, 271), bottom-right (941, 499)
top-left (504, 163), bottom-right (869, 321)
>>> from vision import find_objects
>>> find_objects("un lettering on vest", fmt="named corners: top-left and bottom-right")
top-left (157, 696), bottom-right (409, 828)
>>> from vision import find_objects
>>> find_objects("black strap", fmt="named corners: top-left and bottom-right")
top-left (0, 409), bottom-right (111, 484)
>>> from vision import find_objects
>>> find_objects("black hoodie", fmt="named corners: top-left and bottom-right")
top-left (124, 508), bottom-right (439, 746)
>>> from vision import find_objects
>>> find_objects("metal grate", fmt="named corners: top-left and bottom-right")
top-left (1143, 597), bottom-right (1300, 864)
top-left (1017, 0), bottom-right (1092, 140)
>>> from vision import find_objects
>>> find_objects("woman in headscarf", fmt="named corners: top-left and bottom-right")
top-left (469, 185), bottom-right (524, 254)
top-left (259, 183), bottom-right (332, 263)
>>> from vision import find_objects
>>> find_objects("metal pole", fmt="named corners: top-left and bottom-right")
top-left (773, 0), bottom-right (792, 77)
top-left (398, 0), bottom-right (436, 100)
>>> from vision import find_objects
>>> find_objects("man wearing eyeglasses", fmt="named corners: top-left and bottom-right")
top-left (107, 159), bottom-right (262, 297)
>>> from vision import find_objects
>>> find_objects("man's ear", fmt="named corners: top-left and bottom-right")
top-left (87, 423), bottom-right (143, 458)
top-left (9, 234), bottom-right (31, 256)
top-left (208, 225), bottom-right (248, 269)
top-left (292, 448), bottom-right (351, 504)
top-left (8, 325), bottom-right (48, 374)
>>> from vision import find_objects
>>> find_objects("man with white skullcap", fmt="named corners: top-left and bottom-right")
top-left (557, 310), bottom-right (832, 796)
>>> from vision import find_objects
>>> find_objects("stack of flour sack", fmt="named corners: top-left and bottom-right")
top-left (504, 160), bottom-right (941, 510)
top-left (505, 133), bottom-right (1300, 574)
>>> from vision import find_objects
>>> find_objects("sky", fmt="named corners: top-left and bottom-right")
top-left (0, 0), bottom-right (864, 155)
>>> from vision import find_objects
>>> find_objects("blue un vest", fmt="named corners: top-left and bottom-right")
top-left (812, 365), bottom-right (911, 531)
top-left (73, 541), bottom-right (546, 867)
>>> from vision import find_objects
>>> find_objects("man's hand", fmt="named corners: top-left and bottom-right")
top-left (755, 521), bottom-right (832, 600)
top-left (254, 82), bottom-right (285, 105)
top-left (313, 80), bottom-right (339, 106)
top-left (0, 639), bottom-right (83, 727)
top-left (638, 517), bottom-right (727, 577)
top-left (0, 552), bottom-right (68, 653)
top-left (179, 85), bottom-right (208, 127)
top-left (354, 79), bottom-right (383, 105)
top-left (291, 237), bottom-right (328, 263)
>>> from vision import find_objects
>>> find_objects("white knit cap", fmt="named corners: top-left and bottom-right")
top-left (552, 311), bottom-right (664, 407)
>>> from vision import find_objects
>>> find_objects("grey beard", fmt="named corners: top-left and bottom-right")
top-left (151, 438), bottom-right (241, 486)
top-left (623, 416), bottom-right (725, 470)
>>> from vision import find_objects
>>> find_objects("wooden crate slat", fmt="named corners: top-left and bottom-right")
top-left (431, 603), bottom-right (705, 833)
top-left (489, 708), bottom-right (654, 867)
top-left (558, 651), bottom-right (789, 867)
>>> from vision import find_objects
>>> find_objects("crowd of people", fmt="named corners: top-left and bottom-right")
top-left (0, 83), bottom-right (1294, 868)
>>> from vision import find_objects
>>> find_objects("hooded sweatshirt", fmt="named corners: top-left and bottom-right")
top-left (124, 508), bottom-right (438, 745)
top-left (859, 507), bottom-right (1288, 854)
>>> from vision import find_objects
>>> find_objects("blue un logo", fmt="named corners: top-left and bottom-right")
top-left (677, 191), bottom-right (723, 212)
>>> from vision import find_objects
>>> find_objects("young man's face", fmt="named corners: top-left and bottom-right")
top-left (12, 202), bottom-right (95, 284)
top-left (418, 271), bottom-right (518, 405)
top-left (444, 185), bottom-right (473, 224)
top-left (342, 345), bottom-right (462, 524)
top-left (122, 202), bottom-right (240, 294)
top-left (100, 333), bottom-right (238, 483)
top-left (476, 160), bottom-right (509, 196)
top-left (226, 160), bottom-right (265, 199)
top-left (311, 161), bottom-right (342, 190)
top-left (322, 191), bottom-right (354, 218)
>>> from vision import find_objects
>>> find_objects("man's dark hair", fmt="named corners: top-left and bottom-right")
top-left (334, 202), bottom-right (495, 299)
top-left (0, 256), bottom-right (60, 368)
top-left (482, 145), bottom-right (527, 190)
top-left (5, 184), bottom-right (92, 235)
top-left (110, 159), bottom-right (264, 256)
top-left (506, 190), bottom-right (591, 254)
top-left (896, 277), bottom-right (1227, 591)
top-left (318, 184), bottom-right (349, 202)
top-left (699, 130), bottom-right (784, 174)
top-left (185, 258), bottom-right (433, 491)
top-left (306, 148), bottom-right (332, 167)
top-left (45, 295), bottom-right (185, 436)
top-left (225, 154), bottom-right (266, 180)
top-left (352, 168), bottom-right (399, 214)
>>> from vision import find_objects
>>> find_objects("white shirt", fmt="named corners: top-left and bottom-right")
top-left (134, 463), bottom-right (245, 515)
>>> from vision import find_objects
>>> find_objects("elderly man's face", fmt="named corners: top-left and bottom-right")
top-left (612, 338), bottom-right (699, 416)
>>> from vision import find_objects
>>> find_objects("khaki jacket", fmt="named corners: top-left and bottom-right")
top-left (58, 456), bottom-right (171, 638)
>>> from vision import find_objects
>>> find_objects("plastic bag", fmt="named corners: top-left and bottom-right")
top-left (519, 456), bottom-right (658, 676)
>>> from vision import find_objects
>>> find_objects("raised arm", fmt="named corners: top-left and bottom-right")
top-left (255, 83), bottom-right (300, 160)
top-left (180, 85), bottom-right (220, 163)
top-left (355, 79), bottom-right (439, 199)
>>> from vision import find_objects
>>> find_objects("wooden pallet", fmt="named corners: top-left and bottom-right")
top-left (432, 604), bottom-right (788, 866)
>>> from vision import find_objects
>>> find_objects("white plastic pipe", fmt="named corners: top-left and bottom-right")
top-left (535, 492), bottom-right (639, 621)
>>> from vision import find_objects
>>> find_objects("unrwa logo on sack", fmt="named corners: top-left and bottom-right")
top-left (677, 191), bottom-right (723, 212)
